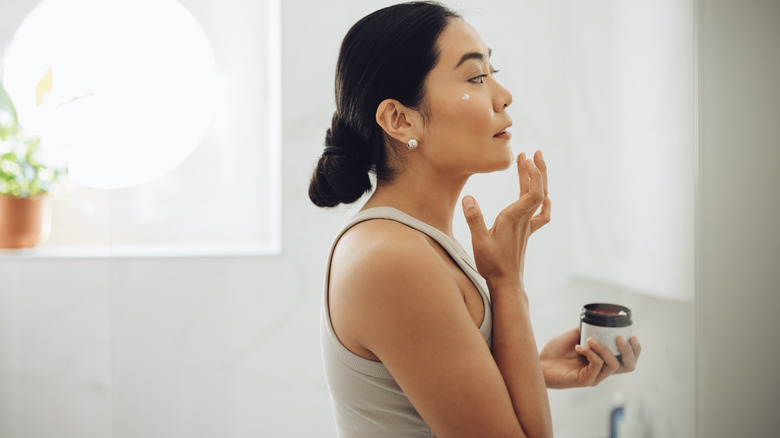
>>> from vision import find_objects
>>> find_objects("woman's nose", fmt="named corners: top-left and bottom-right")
top-left (494, 81), bottom-right (513, 111)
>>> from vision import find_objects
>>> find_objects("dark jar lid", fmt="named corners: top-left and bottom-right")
top-left (580, 303), bottom-right (633, 328)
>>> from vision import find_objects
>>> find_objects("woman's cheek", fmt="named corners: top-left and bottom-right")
top-left (429, 90), bottom-right (492, 142)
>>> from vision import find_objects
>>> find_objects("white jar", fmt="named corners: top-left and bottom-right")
top-left (579, 303), bottom-right (633, 358)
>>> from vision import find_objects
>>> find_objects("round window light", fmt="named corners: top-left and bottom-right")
top-left (3, 0), bottom-right (217, 189)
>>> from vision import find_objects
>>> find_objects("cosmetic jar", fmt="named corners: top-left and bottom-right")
top-left (579, 303), bottom-right (633, 357)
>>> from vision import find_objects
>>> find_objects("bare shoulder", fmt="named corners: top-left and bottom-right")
top-left (332, 218), bottom-right (440, 276)
top-left (330, 218), bottom-right (455, 303)
top-left (328, 218), bottom-right (458, 358)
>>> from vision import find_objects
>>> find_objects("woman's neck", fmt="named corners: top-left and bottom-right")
top-left (362, 166), bottom-right (469, 238)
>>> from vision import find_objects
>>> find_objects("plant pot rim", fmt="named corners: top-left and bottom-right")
top-left (0, 193), bottom-right (50, 200)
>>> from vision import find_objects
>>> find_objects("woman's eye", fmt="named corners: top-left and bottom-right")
top-left (469, 69), bottom-right (500, 84)
top-left (469, 74), bottom-right (487, 84)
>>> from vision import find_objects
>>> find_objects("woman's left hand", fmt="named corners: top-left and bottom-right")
top-left (539, 327), bottom-right (642, 389)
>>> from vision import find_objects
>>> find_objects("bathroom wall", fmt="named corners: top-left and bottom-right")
top-left (1, 1), bottom-right (701, 437)
top-left (696, 0), bottom-right (780, 436)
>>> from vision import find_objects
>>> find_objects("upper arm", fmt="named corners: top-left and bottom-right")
top-left (330, 222), bottom-right (524, 438)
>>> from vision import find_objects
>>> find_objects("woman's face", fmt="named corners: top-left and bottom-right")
top-left (418, 19), bottom-right (514, 176)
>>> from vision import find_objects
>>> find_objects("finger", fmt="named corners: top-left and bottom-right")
top-left (566, 326), bottom-right (581, 342)
top-left (502, 159), bottom-right (544, 222)
top-left (574, 343), bottom-right (605, 386)
top-left (462, 196), bottom-right (488, 241)
top-left (533, 150), bottom-right (548, 198)
top-left (530, 196), bottom-right (552, 234)
top-left (629, 336), bottom-right (642, 362)
top-left (521, 159), bottom-right (545, 218)
top-left (587, 338), bottom-right (621, 384)
top-left (615, 336), bottom-right (637, 372)
top-left (517, 153), bottom-right (529, 195)
top-left (526, 159), bottom-right (544, 197)
top-left (503, 189), bottom-right (543, 223)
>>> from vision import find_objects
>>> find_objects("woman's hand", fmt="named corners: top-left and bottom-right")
top-left (539, 327), bottom-right (642, 389)
top-left (462, 151), bottom-right (551, 285)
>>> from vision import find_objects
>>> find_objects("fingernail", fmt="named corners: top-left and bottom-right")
top-left (462, 196), bottom-right (474, 209)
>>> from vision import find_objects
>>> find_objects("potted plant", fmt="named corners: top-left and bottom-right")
top-left (0, 80), bottom-right (67, 248)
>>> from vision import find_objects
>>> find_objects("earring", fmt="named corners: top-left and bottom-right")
top-left (407, 139), bottom-right (418, 150)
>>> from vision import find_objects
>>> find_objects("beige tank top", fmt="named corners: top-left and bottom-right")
top-left (321, 207), bottom-right (493, 437)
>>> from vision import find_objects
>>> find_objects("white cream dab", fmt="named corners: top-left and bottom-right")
top-left (462, 93), bottom-right (470, 100)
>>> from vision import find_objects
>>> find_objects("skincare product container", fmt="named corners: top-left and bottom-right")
top-left (580, 303), bottom-right (633, 357)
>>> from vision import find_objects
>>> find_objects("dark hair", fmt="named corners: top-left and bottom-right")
top-left (308, 1), bottom-right (461, 207)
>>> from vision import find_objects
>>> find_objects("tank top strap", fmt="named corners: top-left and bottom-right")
top-left (342, 207), bottom-right (480, 276)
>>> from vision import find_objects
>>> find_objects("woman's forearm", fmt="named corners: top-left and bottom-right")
top-left (488, 279), bottom-right (553, 438)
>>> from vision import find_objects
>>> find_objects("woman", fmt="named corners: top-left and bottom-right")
top-left (309, 2), bottom-right (641, 437)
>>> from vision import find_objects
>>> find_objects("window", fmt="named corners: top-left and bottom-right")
top-left (1, 0), bottom-right (281, 257)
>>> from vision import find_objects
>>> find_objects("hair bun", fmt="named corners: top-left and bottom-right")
top-left (308, 115), bottom-right (373, 207)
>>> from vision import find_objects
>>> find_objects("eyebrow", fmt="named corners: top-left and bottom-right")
top-left (455, 48), bottom-right (492, 69)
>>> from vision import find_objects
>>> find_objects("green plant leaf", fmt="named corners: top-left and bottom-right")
top-left (0, 81), bottom-right (19, 133)
top-left (36, 68), bottom-right (53, 107)
top-left (0, 80), bottom-right (67, 197)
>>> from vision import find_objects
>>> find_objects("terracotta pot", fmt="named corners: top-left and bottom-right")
top-left (0, 195), bottom-right (51, 249)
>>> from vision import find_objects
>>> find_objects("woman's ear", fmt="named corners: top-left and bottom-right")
top-left (375, 99), bottom-right (422, 145)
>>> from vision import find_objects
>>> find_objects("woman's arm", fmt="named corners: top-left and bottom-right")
top-left (485, 277), bottom-right (553, 438)
top-left (461, 152), bottom-right (553, 437)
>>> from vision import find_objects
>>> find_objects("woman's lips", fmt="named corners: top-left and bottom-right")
top-left (493, 130), bottom-right (511, 139)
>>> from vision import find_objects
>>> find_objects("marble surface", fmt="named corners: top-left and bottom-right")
top-left (0, 260), bottom-right (113, 438)
top-left (0, 0), bottom-right (696, 437)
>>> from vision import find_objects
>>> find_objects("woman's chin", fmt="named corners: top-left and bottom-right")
top-left (496, 147), bottom-right (515, 170)
top-left (478, 151), bottom-right (515, 174)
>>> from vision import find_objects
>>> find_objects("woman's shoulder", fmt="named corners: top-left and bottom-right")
top-left (330, 216), bottom-right (459, 296)
top-left (328, 217), bottom-right (459, 354)
top-left (334, 217), bottom-right (438, 271)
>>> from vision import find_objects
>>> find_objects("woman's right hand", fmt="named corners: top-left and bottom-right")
top-left (462, 150), bottom-right (551, 286)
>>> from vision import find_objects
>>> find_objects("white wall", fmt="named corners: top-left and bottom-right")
top-left (0, 1), bottom-right (704, 437)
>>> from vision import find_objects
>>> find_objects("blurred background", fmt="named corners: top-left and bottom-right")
top-left (0, 0), bottom-right (777, 437)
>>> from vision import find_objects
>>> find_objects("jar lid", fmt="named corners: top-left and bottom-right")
top-left (581, 303), bottom-right (632, 327)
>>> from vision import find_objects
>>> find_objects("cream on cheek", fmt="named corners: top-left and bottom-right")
top-left (458, 91), bottom-right (493, 135)
top-left (437, 94), bottom-right (493, 153)
top-left (424, 83), bottom-right (489, 148)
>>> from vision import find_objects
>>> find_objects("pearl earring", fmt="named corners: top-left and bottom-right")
top-left (407, 139), bottom-right (418, 150)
